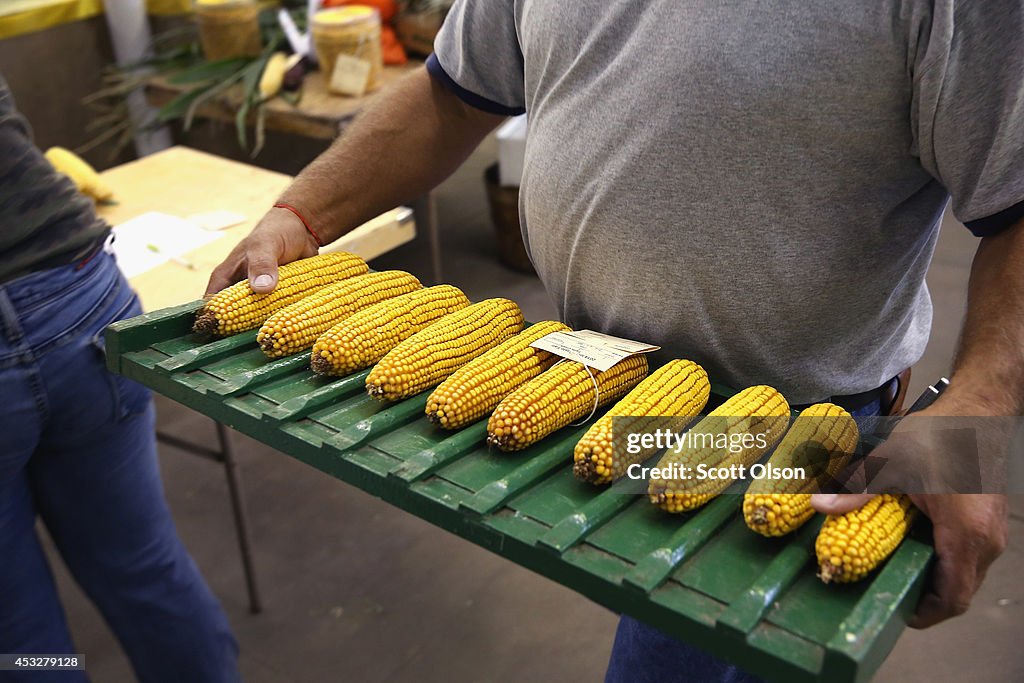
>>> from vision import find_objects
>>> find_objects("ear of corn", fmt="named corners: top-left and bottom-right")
top-left (573, 359), bottom-right (711, 485)
top-left (743, 403), bottom-right (859, 537)
top-left (648, 385), bottom-right (790, 513)
top-left (45, 146), bottom-right (113, 201)
top-left (311, 285), bottom-right (470, 376)
top-left (487, 355), bottom-right (649, 452)
top-left (816, 494), bottom-right (916, 583)
top-left (425, 320), bottom-right (571, 430)
top-left (256, 270), bottom-right (421, 358)
top-left (195, 252), bottom-right (369, 336)
top-left (259, 51), bottom-right (289, 99)
top-left (366, 298), bottom-right (525, 401)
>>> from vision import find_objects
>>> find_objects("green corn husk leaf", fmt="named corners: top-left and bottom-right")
top-left (251, 102), bottom-right (267, 158)
top-left (235, 60), bottom-right (266, 149)
top-left (235, 39), bottom-right (280, 150)
top-left (151, 25), bottom-right (201, 52)
top-left (168, 57), bottom-right (252, 85)
top-left (116, 43), bottom-right (200, 74)
top-left (157, 83), bottom-right (219, 122)
top-left (183, 63), bottom-right (253, 130)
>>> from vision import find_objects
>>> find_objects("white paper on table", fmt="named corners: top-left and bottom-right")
top-left (187, 210), bottom-right (247, 231)
top-left (110, 211), bottom-right (222, 278)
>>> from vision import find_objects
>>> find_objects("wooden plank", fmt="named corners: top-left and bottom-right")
top-left (323, 206), bottom-right (416, 262)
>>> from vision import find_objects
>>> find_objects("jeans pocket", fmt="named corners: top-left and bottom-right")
top-left (90, 294), bottom-right (152, 421)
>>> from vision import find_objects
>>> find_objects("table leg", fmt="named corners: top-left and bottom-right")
top-left (215, 422), bottom-right (263, 615)
top-left (411, 192), bottom-right (443, 283)
top-left (426, 191), bottom-right (443, 284)
top-left (156, 422), bottom-right (263, 614)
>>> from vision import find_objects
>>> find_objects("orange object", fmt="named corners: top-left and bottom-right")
top-left (380, 25), bottom-right (406, 65)
top-left (319, 0), bottom-right (406, 64)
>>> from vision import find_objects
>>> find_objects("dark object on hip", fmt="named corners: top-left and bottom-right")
top-left (795, 368), bottom-right (911, 417)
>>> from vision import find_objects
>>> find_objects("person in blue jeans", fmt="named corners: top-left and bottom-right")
top-left (0, 76), bottom-right (239, 682)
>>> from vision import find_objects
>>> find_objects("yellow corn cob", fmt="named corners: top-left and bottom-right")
top-left (259, 52), bottom-right (289, 99)
top-left (257, 270), bottom-right (421, 358)
top-left (487, 355), bottom-right (649, 452)
top-left (743, 403), bottom-right (859, 537)
top-left (573, 360), bottom-right (711, 485)
top-left (194, 252), bottom-right (368, 336)
top-left (816, 494), bottom-right (916, 583)
top-left (45, 146), bottom-right (113, 201)
top-left (366, 298), bottom-right (525, 401)
top-left (310, 285), bottom-right (470, 376)
top-left (649, 385), bottom-right (790, 513)
top-left (426, 320), bottom-right (571, 430)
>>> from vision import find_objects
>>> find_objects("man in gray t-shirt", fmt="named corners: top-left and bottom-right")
top-left (428, 0), bottom-right (1023, 404)
top-left (211, 0), bottom-right (1020, 679)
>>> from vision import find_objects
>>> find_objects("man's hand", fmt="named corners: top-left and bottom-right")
top-left (814, 490), bottom-right (1007, 628)
top-left (811, 399), bottom-right (1010, 629)
top-left (205, 207), bottom-right (318, 296)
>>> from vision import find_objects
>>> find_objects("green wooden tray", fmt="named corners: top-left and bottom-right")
top-left (105, 301), bottom-right (934, 683)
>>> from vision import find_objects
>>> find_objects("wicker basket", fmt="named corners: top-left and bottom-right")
top-left (483, 163), bottom-right (533, 273)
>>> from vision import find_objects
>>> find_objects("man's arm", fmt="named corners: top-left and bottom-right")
top-left (814, 218), bottom-right (1022, 627)
top-left (946, 219), bottom-right (1024, 414)
top-left (206, 67), bottom-right (506, 295)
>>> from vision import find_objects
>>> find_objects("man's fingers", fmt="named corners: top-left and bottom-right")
top-left (246, 249), bottom-right (280, 293)
top-left (909, 508), bottom-right (995, 629)
top-left (810, 492), bottom-right (875, 514)
top-left (910, 591), bottom-right (971, 629)
top-left (909, 550), bottom-right (975, 628)
top-left (205, 258), bottom-right (244, 297)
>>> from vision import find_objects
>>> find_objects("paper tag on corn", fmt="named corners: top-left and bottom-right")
top-left (531, 330), bottom-right (659, 371)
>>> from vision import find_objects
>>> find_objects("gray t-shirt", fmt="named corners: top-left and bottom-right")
top-left (429, 1), bottom-right (1024, 404)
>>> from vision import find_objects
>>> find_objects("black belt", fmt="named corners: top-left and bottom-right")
top-left (792, 375), bottom-right (901, 415)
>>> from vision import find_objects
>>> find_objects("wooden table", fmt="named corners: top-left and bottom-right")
top-left (97, 146), bottom-right (415, 312)
top-left (146, 64), bottom-right (420, 140)
top-left (97, 145), bottom-right (415, 614)
top-left (145, 61), bottom-right (443, 282)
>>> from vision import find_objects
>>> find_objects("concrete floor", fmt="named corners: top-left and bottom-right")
top-left (44, 137), bottom-right (1022, 682)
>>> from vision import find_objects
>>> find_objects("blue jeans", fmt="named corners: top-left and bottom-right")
top-left (605, 400), bottom-right (883, 683)
top-left (0, 251), bottom-right (239, 683)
